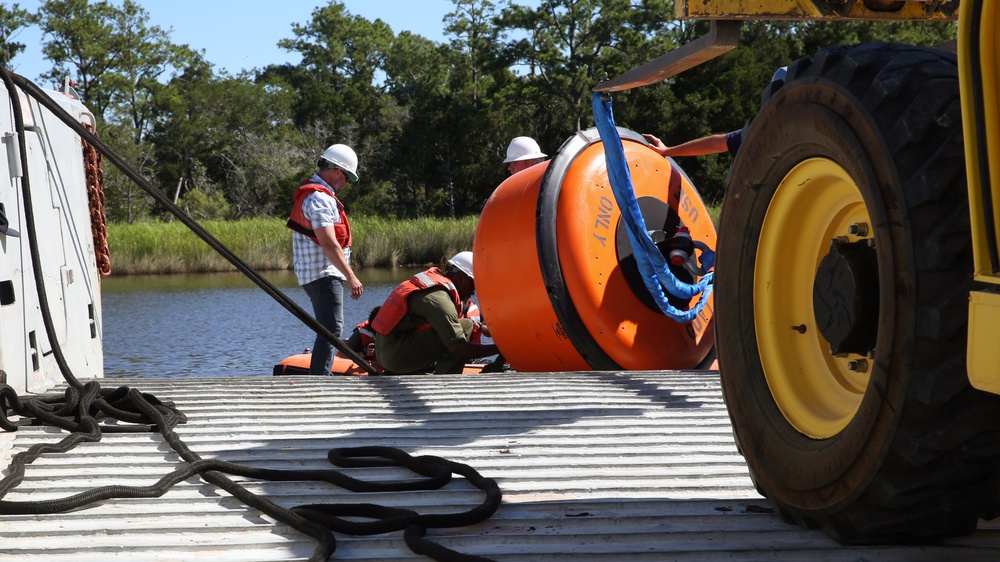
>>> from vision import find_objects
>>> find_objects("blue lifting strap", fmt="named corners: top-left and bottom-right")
top-left (592, 92), bottom-right (713, 323)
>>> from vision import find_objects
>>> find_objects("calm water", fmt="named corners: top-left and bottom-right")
top-left (100, 268), bottom-right (425, 378)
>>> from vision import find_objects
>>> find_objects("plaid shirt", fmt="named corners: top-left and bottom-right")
top-left (292, 174), bottom-right (351, 285)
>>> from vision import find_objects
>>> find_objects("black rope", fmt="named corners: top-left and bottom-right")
top-left (0, 382), bottom-right (501, 560)
top-left (0, 69), bottom-right (502, 560)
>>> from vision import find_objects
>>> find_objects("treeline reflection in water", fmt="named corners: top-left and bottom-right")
top-left (100, 268), bottom-right (425, 378)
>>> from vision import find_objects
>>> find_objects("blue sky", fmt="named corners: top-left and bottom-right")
top-left (9, 0), bottom-right (504, 83)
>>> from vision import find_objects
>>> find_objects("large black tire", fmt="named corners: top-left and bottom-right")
top-left (716, 43), bottom-right (1000, 544)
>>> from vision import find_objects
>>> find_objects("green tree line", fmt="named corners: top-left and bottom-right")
top-left (1, 1), bottom-right (955, 223)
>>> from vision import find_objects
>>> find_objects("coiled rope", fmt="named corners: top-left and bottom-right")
top-left (0, 382), bottom-right (501, 561)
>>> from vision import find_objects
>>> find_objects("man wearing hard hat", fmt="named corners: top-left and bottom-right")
top-left (503, 136), bottom-right (547, 175)
top-left (287, 143), bottom-right (364, 375)
top-left (371, 251), bottom-right (499, 374)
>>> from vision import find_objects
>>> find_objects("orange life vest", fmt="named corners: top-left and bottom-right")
top-left (371, 268), bottom-right (462, 336)
top-left (352, 297), bottom-right (479, 370)
top-left (286, 182), bottom-right (352, 248)
top-left (349, 320), bottom-right (383, 371)
top-left (462, 300), bottom-right (483, 344)
top-left (355, 321), bottom-right (377, 350)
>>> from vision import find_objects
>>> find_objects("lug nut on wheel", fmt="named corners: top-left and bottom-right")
top-left (848, 223), bottom-right (869, 236)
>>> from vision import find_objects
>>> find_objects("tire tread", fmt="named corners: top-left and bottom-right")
top-left (729, 42), bottom-right (1000, 545)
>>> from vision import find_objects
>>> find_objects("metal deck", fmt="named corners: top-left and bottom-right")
top-left (2, 371), bottom-right (999, 561)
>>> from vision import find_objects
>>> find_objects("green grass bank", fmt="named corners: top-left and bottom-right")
top-left (107, 205), bottom-right (721, 276)
top-left (107, 216), bottom-right (478, 275)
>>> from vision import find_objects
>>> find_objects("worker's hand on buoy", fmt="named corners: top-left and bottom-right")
top-left (479, 322), bottom-right (492, 338)
top-left (642, 134), bottom-right (668, 156)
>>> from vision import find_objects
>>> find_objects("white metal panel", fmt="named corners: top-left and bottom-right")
top-left (0, 80), bottom-right (29, 393)
top-left (0, 80), bottom-right (104, 394)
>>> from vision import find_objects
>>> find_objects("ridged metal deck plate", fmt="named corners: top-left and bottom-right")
top-left (2, 371), bottom-right (999, 561)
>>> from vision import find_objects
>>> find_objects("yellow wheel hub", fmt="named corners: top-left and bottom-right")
top-left (755, 158), bottom-right (873, 439)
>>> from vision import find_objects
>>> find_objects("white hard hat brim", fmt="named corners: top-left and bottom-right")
top-left (503, 151), bottom-right (547, 163)
top-left (447, 260), bottom-right (474, 279)
top-left (323, 158), bottom-right (359, 183)
top-left (447, 252), bottom-right (474, 280)
top-left (321, 144), bottom-right (359, 183)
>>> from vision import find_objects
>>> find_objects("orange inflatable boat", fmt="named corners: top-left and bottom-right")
top-left (272, 352), bottom-right (489, 376)
top-left (474, 127), bottom-right (716, 372)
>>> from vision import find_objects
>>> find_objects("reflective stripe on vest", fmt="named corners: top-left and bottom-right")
top-left (356, 322), bottom-right (377, 359)
top-left (357, 325), bottom-right (376, 340)
top-left (462, 300), bottom-right (482, 343)
top-left (463, 301), bottom-right (481, 322)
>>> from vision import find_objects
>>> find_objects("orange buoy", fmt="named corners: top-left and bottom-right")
top-left (475, 128), bottom-right (716, 372)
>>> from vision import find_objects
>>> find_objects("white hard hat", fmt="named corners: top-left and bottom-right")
top-left (320, 144), bottom-right (359, 183)
top-left (503, 136), bottom-right (547, 163)
top-left (447, 251), bottom-right (474, 280)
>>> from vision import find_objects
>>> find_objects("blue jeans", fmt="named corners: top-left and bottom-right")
top-left (303, 276), bottom-right (344, 375)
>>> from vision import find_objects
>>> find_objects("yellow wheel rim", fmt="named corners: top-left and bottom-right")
top-left (755, 158), bottom-right (873, 439)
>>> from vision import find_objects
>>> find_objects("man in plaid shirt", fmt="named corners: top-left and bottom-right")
top-left (287, 144), bottom-right (364, 375)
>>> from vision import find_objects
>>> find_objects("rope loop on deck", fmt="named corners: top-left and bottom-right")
top-left (0, 382), bottom-right (502, 561)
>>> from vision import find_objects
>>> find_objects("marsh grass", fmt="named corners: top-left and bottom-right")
top-left (108, 216), bottom-right (478, 275)
top-left (107, 205), bottom-right (720, 275)
top-left (354, 216), bottom-right (478, 268)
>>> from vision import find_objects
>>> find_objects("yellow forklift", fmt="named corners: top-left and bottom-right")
top-left (597, 0), bottom-right (1000, 544)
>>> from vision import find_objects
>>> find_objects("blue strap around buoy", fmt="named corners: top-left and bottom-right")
top-left (592, 92), bottom-right (713, 323)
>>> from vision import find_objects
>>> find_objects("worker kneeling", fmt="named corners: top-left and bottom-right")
top-left (372, 252), bottom-right (499, 374)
